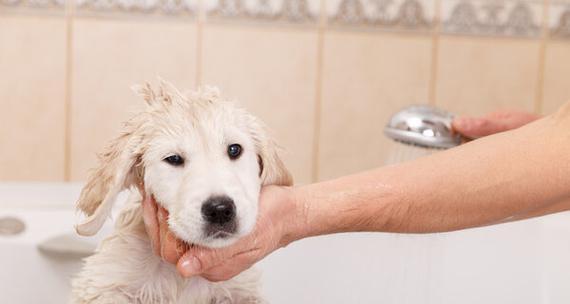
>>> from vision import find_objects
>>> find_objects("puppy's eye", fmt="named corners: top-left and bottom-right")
top-left (227, 144), bottom-right (242, 160)
top-left (164, 155), bottom-right (184, 166)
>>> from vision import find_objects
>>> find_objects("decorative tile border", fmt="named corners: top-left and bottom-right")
top-left (0, 0), bottom-right (64, 9)
top-left (75, 0), bottom-right (196, 15)
top-left (441, 0), bottom-right (543, 38)
top-left (326, 0), bottom-right (435, 32)
top-left (2, 0), bottom-right (570, 40)
top-left (549, 1), bottom-right (570, 39)
top-left (204, 0), bottom-right (320, 24)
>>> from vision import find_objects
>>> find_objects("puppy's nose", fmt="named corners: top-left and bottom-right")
top-left (201, 196), bottom-right (236, 225)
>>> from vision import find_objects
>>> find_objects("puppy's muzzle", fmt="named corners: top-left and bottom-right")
top-left (201, 195), bottom-right (237, 238)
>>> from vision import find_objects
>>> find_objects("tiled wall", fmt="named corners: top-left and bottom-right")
top-left (1, 0), bottom-right (570, 184)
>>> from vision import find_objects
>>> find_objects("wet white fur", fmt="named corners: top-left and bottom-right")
top-left (71, 82), bottom-right (292, 303)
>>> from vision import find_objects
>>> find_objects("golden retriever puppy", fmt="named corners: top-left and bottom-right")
top-left (71, 81), bottom-right (292, 303)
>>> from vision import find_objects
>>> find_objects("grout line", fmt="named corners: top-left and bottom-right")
top-left (534, 0), bottom-right (550, 115)
top-left (63, 0), bottom-right (75, 182)
top-left (311, 0), bottom-right (326, 183)
top-left (428, 0), bottom-right (442, 106)
top-left (195, 0), bottom-right (203, 88)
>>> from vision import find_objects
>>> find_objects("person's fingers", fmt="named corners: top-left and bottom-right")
top-left (176, 237), bottom-right (265, 278)
top-left (200, 266), bottom-right (243, 282)
top-left (200, 250), bottom-right (260, 282)
top-left (144, 197), bottom-right (188, 263)
top-left (177, 247), bottom-right (227, 277)
top-left (453, 111), bottom-right (541, 139)
top-left (200, 248), bottom-right (265, 282)
top-left (452, 117), bottom-right (503, 139)
top-left (176, 244), bottom-right (241, 277)
top-left (487, 111), bottom-right (540, 130)
top-left (157, 206), bottom-right (181, 264)
top-left (141, 194), bottom-right (160, 257)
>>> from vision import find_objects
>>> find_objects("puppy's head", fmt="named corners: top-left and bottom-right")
top-left (75, 81), bottom-right (292, 248)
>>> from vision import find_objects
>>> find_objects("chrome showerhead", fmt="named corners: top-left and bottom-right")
top-left (384, 105), bottom-right (462, 149)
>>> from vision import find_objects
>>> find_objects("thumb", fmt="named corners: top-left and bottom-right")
top-left (452, 117), bottom-right (504, 139)
top-left (177, 247), bottom-right (232, 277)
top-left (177, 252), bottom-right (203, 277)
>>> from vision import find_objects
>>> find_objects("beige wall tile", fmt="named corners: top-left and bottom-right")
top-left (318, 31), bottom-right (432, 181)
top-left (542, 41), bottom-right (570, 115)
top-left (201, 24), bottom-right (318, 185)
top-left (0, 16), bottom-right (66, 181)
top-left (71, 19), bottom-right (197, 180)
top-left (436, 36), bottom-right (540, 116)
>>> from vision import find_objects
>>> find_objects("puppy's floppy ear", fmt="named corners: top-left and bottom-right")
top-left (257, 141), bottom-right (293, 186)
top-left (75, 123), bottom-right (145, 236)
top-left (248, 116), bottom-right (292, 186)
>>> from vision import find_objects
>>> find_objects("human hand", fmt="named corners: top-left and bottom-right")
top-left (141, 185), bottom-right (301, 282)
top-left (452, 110), bottom-right (541, 139)
top-left (141, 191), bottom-right (188, 264)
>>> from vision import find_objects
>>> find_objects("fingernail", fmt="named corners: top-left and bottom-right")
top-left (180, 256), bottom-right (201, 277)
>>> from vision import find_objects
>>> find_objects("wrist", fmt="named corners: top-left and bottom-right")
top-left (278, 186), bottom-right (310, 247)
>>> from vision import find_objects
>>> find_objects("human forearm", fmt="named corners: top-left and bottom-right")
top-left (163, 104), bottom-right (570, 281)
top-left (292, 107), bottom-right (570, 239)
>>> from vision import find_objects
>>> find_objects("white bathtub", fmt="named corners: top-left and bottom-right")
top-left (2, 183), bottom-right (570, 304)
top-left (0, 183), bottom-right (111, 303)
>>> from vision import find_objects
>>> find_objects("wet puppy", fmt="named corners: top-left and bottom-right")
top-left (71, 81), bottom-right (292, 303)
